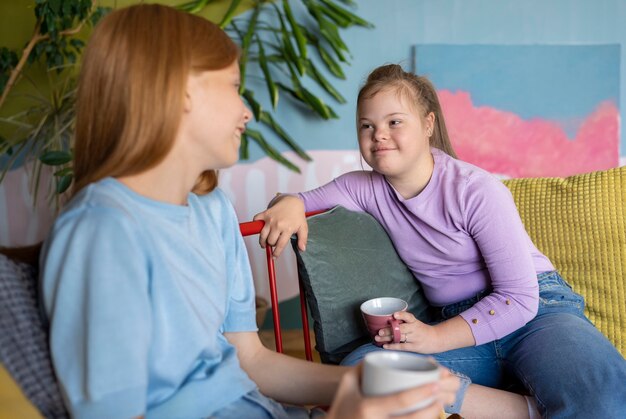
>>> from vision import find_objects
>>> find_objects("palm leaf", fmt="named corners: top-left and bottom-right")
top-left (256, 36), bottom-right (279, 109)
top-left (219, 0), bottom-right (242, 28)
top-left (245, 128), bottom-right (301, 173)
top-left (259, 111), bottom-right (311, 161)
top-left (305, 58), bottom-right (346, 103)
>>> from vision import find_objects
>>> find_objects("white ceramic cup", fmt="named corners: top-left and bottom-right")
top-left (362, 351), bottom-right (440, 415)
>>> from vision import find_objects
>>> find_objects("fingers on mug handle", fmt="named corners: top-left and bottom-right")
top-left (390, 318), bottom-right (402, 343)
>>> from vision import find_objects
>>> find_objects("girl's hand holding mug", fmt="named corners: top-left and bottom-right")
top-left (377, 311), bottom-right (440, 354)
top-left (327, 363), bottom-right (460, 419)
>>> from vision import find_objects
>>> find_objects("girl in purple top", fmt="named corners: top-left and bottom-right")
top-left (255, 64), bottom-right (626, 418)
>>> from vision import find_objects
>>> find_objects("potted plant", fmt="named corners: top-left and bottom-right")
top-left (0, 0), bottom-right (372, 204)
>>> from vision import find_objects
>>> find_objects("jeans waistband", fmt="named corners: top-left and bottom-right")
top-left (438, 270), bottom-right (562, 320)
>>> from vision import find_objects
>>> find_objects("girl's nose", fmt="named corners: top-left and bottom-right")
top-left (373, 128), bottom-right (388, 142)
top-left (243, 106), bottom-right (252, 123)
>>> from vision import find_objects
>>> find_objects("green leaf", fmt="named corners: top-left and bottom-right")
top-left (282, 0), bottom-right (307, 60)
top-left (303, 0), bottom-right (349, 62)
top-left (238, 4), bottom-right (261, 94)
top-left (0, 136), bottom-right (7, 154)
top-left (259, 111), bottom-right (311, 161)
top-left (39, 150), bottom-right (72, 166)
top-left (320, 19), bottom-right (349, 54)
top-left (245, 129), bottom-right (301, 173)
top-left (90, 7), bottom-right (111, 26)
top-left (317, 43), bottom-right (345, 78)
top-left (276, 80), bottom-right (339, 120)
top-left (276, 79), bottom-right (336, 120)
top-left (240, 133), bottom-right (249, 160)
top-left (305, 59), bottom-right (346, 103)
top-left (242, 89), bottom-right (262, 121)
top-left (300, 86), bottom-right (333, 119)
top-left (319, 0), bottom-right (374, 28)
top-left (219, 0), bottom-right (242, 29)
top-left (274, 3), bottom-right (305, 76)
top-left (69, 38), bottom-right (85, 50)
top-left (62, 1), bottom-right (71, 16)
top-left (48, 0), bottom-right (61, 16)
top-left (56, 173), bottom-right (72, 194)
top-left (256, 37), bottom-right (279, 109)
top-left (54, 166), bottom-right (73, 177)
top-left (190, 0), bottom-right (211, 14)
top-left (316, 1), bottom-right (351, 27)
top-left (275, 82), bottom-right (301, 101)
top-left (176, 0), bottom-right (210, 13)
top-left (176, 1), bottom-right (197, 12)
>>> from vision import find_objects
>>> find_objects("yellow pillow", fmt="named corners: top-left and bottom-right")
top-left (504, 167), bottom-right (625, 356)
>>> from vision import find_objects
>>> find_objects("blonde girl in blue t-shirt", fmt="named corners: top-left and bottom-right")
top-left (39, 4), bottom-right (459, 419)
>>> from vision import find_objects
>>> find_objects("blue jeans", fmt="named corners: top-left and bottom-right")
top-left (341, 271), bottom-right (626, 418)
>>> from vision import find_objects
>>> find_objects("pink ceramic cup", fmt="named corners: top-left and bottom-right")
top-left (360, 297), bottom-right (408, 347)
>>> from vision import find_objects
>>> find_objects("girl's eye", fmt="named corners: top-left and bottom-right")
top-left (360, 123), bottom-right (373, 130)
top-left (390, 120), bottom-right (401, 126)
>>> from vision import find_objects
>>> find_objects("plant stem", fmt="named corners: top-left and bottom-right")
top-left (0, 20), bottom-right (44, 110)
top-left (0, 7), bottom-right (92, 111)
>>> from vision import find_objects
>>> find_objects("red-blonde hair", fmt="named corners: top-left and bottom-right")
top-left (73, 4), bottom-right (239, 196)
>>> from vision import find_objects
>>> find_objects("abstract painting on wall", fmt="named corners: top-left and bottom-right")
top-left (413, 44), bottom-right (620, 178)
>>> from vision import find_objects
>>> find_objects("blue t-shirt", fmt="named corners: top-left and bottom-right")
top-left (40, 178), bottom-right (258, 418)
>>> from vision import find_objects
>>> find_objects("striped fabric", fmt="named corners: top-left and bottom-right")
top-left (504, 166), bottom-right (625, 356)
top-left (0, 254), bottom-right (68, 418)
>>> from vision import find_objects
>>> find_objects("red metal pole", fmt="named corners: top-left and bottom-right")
top-left (266, 245), bottom-right (283, 353)
top-left (299, 275), bottom-right (313, 361)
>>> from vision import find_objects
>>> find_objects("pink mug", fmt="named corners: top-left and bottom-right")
top-left (360, 297), bottom-right (408, 346)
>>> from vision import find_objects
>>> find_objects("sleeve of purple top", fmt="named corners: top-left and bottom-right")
top-left (458, 175), bottom-right (539, 345)
top-left (297, 171), bottom-right (370, 213)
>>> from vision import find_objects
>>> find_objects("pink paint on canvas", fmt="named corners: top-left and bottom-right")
top-left (439, 90), bottom-right (619, 178)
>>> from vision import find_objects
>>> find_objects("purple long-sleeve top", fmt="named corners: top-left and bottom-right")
top-left (298, 148), bottom-right (554, 345)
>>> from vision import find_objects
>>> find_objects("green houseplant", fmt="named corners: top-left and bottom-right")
top-left (0, 0), bottom-right (372, 202)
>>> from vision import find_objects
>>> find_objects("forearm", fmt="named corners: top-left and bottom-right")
top-left (267, 192), bottom-right (302, 208)
top-left (246, 346), bottom-right (349, 405)
top-left (226, 331), bottom-right (349, 406)
top-left (431, 315), bottom-right (475, 353)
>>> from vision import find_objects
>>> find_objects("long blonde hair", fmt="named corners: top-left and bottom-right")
top-left (357, 64), bottom-right (457, 158)
top-left (73, 4), bottom-right (239, 196)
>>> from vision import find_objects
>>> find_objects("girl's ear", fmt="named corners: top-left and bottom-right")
top-left (183, 74), bottom-right (196, 113)
top-left (426, 111), bottom-right (435, 132)
top-left (183, 90), bottom-right (192, 113)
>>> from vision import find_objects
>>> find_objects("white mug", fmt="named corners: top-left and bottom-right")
top-left (362, 351), bottom-right (440, 415)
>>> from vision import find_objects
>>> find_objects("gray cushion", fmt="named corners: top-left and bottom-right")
top-left (0, 253), bottom-right (68, 418)
top-left (292, 206), bottom-right (432, 364)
